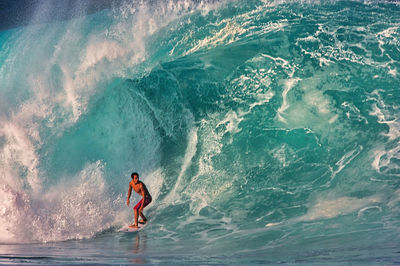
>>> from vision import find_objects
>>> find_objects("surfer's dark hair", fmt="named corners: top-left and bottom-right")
top-left (131, 172), bottom-right (139, 179)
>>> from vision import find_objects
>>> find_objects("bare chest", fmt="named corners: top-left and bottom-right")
top-left (131, 183), bottom-right (142, 194)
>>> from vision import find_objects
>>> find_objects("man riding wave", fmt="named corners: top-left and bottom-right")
top-left (126, 172), bottom-right (152, 228)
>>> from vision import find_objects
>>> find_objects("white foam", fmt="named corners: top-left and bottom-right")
top-left (228, 55), bottom-right (277, 113)
top-left (372, 145), bottom-right (400, 176)
top-left (277, 77), bottom-right (300, 123)
top-left (0, 121), bottom-right (41, 193)
top-left (305, 89), bottom-right (331, 115)
top-left (294, 22), bottom-right (400, 68)
top-left (249, 90), bottom-right (275, 111)
top-left (298, 195), bottom-right (381, 221)
top-left (79, 40), bottom-right (127, 73)
top-left (341, 102), bottom-right (368, 124)
top-left (368, 89), bottom-right (400, 177)
top-left (296, 35), bottom-right (319, 42)
top-left (387, 189), bottom-right (400, 208)
top-left (377, 26), bottom-right (399, 45)
top-left (271, 144), bottom-right (297, 168)
top-left (357, 206), bottom-right (382, 218)
top-left (369, 102), bottom-right (400, 141)
top-left (217, 110), bottom-right (244, 135)
top-left (178, 113), bottom-right (234, 214)
top-left (371, 149), bottom-right (386, 172)
top-left (260, 53), bottom-right (290, 68)
top-left (182, 9), bottom-right (287, 56)
top-left (330, 145), bottom-right (363, 181)
top-left (0, 161), bottom-right (119, 243)
top-left (265, 222), bottom-right (282, 227)
top-left (186, 20), bottom-right (247, 55)
top-left (388, 67), bottom-right (397, 77)
top-left (329, 114), bottom-right (339, 124)
top-left (274, 72), bottom-right (340, 138)
top-left (163, 123), bottom-right (198, 203)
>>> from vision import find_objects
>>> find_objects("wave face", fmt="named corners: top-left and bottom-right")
top-left (1, 0), bottom-right (400, 258)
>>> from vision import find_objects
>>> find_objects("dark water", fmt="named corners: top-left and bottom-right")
top-left (1, 0), bottom-right (400, 264)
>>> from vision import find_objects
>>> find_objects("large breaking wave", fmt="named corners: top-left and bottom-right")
top-left (1, 0), bottom-right (400, 256)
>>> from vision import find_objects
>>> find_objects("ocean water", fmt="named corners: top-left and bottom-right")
top-left (1, 0), bottom-right (400, 264)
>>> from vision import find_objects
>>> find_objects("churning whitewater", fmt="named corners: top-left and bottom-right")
top-left (0, 0), bottom-right (400, 263)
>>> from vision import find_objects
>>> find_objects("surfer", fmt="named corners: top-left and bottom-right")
top-left (126, 172), bottom-right (152, 228)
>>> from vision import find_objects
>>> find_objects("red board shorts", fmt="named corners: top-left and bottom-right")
top-left (134, 195), bottom-right (152, 211)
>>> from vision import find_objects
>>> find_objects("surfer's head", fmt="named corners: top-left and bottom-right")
top-left (131, 172), bottom-right (139, 184)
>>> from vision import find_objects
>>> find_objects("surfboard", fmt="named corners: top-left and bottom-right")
top-left (118, 223), bottom-right (147, 232)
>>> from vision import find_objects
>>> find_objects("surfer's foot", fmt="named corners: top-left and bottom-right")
top-left (139, 219), bottom-right (147, 224)
top-left (129, 224), bottom-right (139, 228)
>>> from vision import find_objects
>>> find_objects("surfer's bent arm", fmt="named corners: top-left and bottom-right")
top-left (127, 185), bottom-right (132, 206)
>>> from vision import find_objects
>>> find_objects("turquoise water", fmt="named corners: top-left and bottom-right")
top-left (1, 0), bottom-right (400, 264)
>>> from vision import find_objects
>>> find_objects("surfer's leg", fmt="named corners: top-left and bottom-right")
top-left (132, 199), bottom-right (143, 227)
top-left (128, 209), bottom-right (139, 228)
top-left (139, 197), bottom-right (152, 223)
top-left (134, 208), bottom-right (139, 227)
top-left (139, 212), bottom-right (147, 224)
